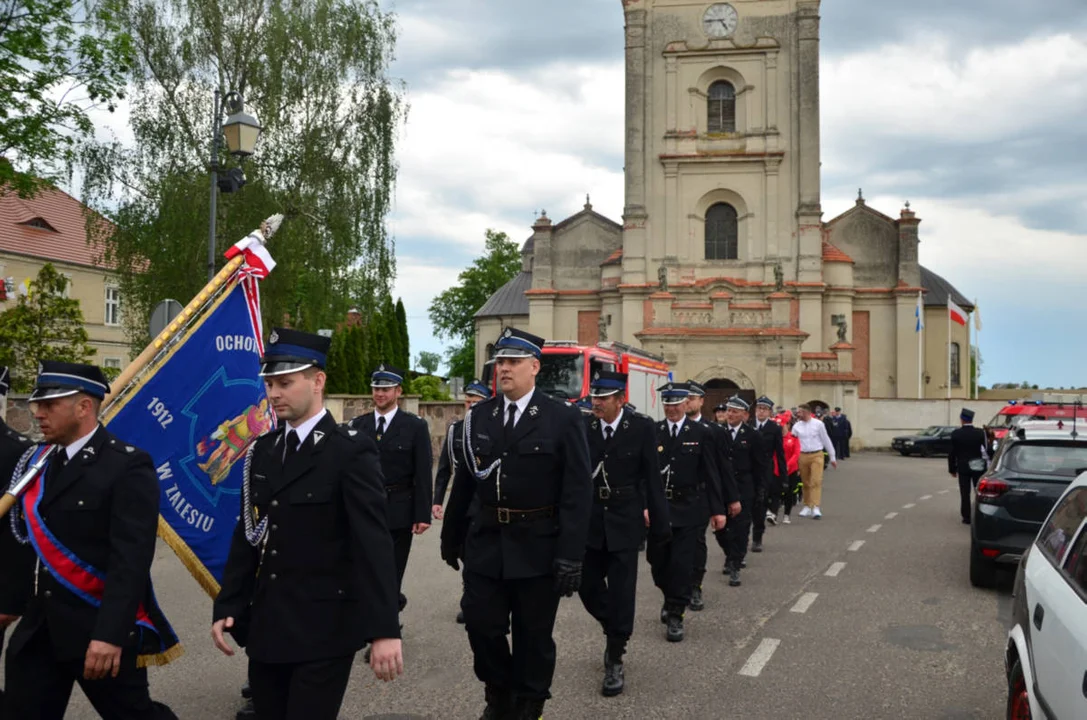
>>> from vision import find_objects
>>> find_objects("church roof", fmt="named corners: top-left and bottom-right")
top-left (920, 266), bottom-right (973, 310)
top-left (821, 240), bottom-right (854, 263)
top-left (474, 270), bottom-right (532, 318)
top-left (602, 248), bottom-right (623, 266)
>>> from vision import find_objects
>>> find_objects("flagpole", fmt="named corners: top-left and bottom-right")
top-left (917, 291), bottom-right (923, 400)
top-left (947, 301), bottom-right (952, 425)
top-left (0, 215), bottom-right (283, 521)
top-left (973, 298), bottom-right (979, 400)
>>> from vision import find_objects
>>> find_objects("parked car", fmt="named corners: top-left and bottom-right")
top-left (971, 421), bottom-right (1087, 588)
top-left (1005, 469), bottom-right (1087, 719)
top-left (891, 425), bottom-right (956, 457)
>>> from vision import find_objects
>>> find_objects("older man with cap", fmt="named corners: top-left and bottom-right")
top-left (648, 382), bottom-right (726, 643)
top-left (751, 396), bottom-right (787, 543)
top-left (580, 370), bottom-right (670, 697)
top-left (715, 395), bottom-right (765, 586)
top-left (1, 361), bottom-right (179, 719)
top-left (348, 363), bottom-right (433, 620)
top-left (949, 408), bottom-right (988, 525)
top-left (214, 329), bottom-right (403, 720)
top-left (441, 327), bottom-right (592, 720)
top-left (684, 380), bottom-right (739, 612)
top-left (433, 379), bottom-right (492, 624)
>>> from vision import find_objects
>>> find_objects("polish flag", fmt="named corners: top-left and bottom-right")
top-left (948, 299), bottom-right (968, 326)
top-left (224, 230), bottom-right (276, 278)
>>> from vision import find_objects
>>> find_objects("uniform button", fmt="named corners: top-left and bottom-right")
top-left (270, 573), bottom-right (277, 580)
top-left (272, 524), bottom-right (278, 531)
top-left (43, 590), bottom-right (52, 598)
top-left (129, 631), bottom-right (136, 638)
top-left (337, 589), bottom-right (345, 595)
top-left (270, 550), bottom-right (278, 557)
top-left (503, 452), bottom-right (508, 457)
top-left (270, 500), bottom-right (279, 507)
top-left (306, 492), bottom-right (312, 499)
top-left (77, 500), bottom-right (84, 506)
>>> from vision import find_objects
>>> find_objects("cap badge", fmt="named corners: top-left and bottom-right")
top-left (378, 363), bottom-right (385, 372)
top-left (37, 362), bottom-right (43, 376)
top-left (503, 328), bottom-right (512, 338)
top-left (269, 330), bottom-right (279, 344)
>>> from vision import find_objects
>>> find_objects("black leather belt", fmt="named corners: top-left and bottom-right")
top-left (665, 482), bottom-right (705, 500)
top-left (479, 505), bottom-right (556, 525)
top-left (594, 485), bottom-right (637, 501)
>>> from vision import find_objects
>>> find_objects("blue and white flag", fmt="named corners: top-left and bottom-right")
top-left (915, 292), bottom-right (924, 332)
top-left (103, 272), bottom-right (272, 594)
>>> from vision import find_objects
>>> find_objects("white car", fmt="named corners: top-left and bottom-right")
top-left (1006, 469), bottom-right (1087, 719)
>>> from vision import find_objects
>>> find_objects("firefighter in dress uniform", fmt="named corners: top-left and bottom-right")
top-left (1, 362), bottom-right (179, 719)
top-left (752, 395), bottom-right (788, 543)
top-left (0, 366), bottom-right (31, 714)
top-left (213, 329), bottom-right (403, 720)
top-left (348, 364), bottom-right (433, 621)
top-left (647, 382), bottom-right (727, 643)
top-left (717, 395), bottom-right (766, 587)
top-left (579, 371), bottom-right (671, 697)
top-left (432, 379), bottom-right (493, 624)
top-left (440, 327), bottom-right (592, 720)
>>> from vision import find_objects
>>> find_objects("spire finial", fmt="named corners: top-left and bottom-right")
top-left (584, 193), bottom-right (592, 210)
top-left (905, 200), bottom-right (911, 210)
top-left (856, 188), bottom-right (865, 205)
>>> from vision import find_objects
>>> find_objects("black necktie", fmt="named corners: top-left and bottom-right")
top-left (284, 430), bottom-right (300, 464)
top-left (605, 425), bottom-right (614, 444)
top-left (377, 416), bottom-right (386, 441)
top-left (47, 451), bottom-right (68, 483)
top-left (505, 404), bottom-right (518, 437)
top-left (671, 424), bottom-right (678, 439)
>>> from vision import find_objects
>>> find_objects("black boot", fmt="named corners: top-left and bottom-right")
top-left (240, 682), bottom-right (252, 699)
top-left (602, 638), bottom-right (626, 697)
top-left (512, 698), bottom-right (545, 720)
top-left (751, 540), bottom-right (763, 553)
top-left (456, 609), bottom-right (466, 624)
top-left (660, 603), bottom-right (668, 624)
top-left (728, 564), bottom-right (742, 587)
top-left (688, 586), bottom-right (705, 611)
top-left (481, 685), bottom-right (512, 720)
top-left (665, 607), bottom-right (685, 643)
top-left (235, 699), bottom-right (256, 720)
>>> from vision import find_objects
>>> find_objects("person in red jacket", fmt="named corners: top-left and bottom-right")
top-left (774, 413), bottom-right (802, 524)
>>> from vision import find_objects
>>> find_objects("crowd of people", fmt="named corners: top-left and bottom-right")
top-left (0, 325), bottom-right (856, 720)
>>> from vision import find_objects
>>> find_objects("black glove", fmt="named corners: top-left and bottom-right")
top-left (440, 541), bottom-right (461, 571)
top-left (553, 558), bottom-right (582, 597)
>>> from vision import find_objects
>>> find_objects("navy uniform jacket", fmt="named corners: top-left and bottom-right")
top-left (441, 389), bottom-right (592, 580)
top-left (753, 419), bottom-right (788, 487)
top-left (433, 419), bottom-right (463, 507)
top-left (0, 419), bottom-right (34, 616)
top-left (215, 412), bottom-right (401, 664)
top-left (696, 418), bottom-right (740, 506)
top-left (948, 425), bottom-right (988, 475)
top-left (655, 418), bottom-right (725, 528)
top-left (723, 422), bottom-right (766, 494)
top-left (1, 426), bottom-right (166, 661)
top-left (584, 410), bottom-right (670, 552)
top-left (348, 409), bottom-right (433, 529)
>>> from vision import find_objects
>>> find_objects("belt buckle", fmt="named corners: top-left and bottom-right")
top-left (497, 508), bottom-right (511, 524)
top-left (665, 488), bottom-right (674, 500)
top-left (598, 487), bottom-right (611, 500)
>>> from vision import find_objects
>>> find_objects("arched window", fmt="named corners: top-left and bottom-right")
top-left (705, 203), bottom-right (738, 260)
top-left (708, 81), bottom-right (736, 133)
top-left (950, 342), bottom-right (961, 387)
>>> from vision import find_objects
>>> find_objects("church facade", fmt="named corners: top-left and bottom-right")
top-left (475, 0), bottom-right (973, 413)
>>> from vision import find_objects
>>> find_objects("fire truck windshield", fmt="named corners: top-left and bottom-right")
top-left (536, 354), bottom-right (584, 400)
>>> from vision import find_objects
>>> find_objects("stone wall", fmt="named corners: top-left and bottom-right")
top-left (852, 399), bottom-right (1006, 450)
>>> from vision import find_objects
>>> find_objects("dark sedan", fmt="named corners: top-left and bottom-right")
top-left (970, 425), bottom-right (1087, 588)
top-left (891, 425), bottom-right (956, 457)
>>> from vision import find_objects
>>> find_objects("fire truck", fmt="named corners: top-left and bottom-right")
top-left (984, 399), bottom-right (1087, 452)
top-left (482, 341), bottom-right (671, 420)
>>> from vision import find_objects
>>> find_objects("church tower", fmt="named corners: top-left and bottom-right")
top-left (612, 0), bottom-right (823, 405)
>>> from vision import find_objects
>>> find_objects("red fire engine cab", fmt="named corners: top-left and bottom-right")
top-left (985, 400), bottom-right (1087, 452)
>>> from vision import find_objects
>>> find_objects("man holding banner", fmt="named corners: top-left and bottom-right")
top-left (213, 329), bottom-right (403, 720)
top-left (0, 362), bottom-right (180, 719)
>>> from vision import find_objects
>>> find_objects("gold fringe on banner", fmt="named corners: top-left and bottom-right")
top-left (137, 642), bottom-right (186, 669)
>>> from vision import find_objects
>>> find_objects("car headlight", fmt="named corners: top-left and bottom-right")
top-left (904, 440), bottom-right (914, 446)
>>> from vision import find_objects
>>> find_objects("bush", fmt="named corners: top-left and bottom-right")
top-left (411, 375), bottom-right (450, 401)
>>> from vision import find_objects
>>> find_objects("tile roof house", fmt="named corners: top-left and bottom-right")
top-left (0, 184), bottom-right (132, 375)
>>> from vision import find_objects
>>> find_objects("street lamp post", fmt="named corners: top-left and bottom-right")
top-left (207, 90), bottom-right (262, 280)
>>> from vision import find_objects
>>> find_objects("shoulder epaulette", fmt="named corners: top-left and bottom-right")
top-left (337, 423), bottom-right (362, 440)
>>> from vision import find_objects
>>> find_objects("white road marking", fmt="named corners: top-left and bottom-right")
top-left (790, 592), bottom-right (819, 614)
top-left (739, 638), bottom-right (781, 677)
top-left (903, 503), bottom-right (916, 509)
top-left (938, 489), bottom-right (950, 495)
top-left (920, 494), bottom-right (933, 501)
top-left (825, 561), bottom-right (847, 577)
top-left (848, 540), bottom-right (865, 552)
top-left (867, 524), bottom-right (882, 533)
top-left (885, 512), bottom-right (898, 520)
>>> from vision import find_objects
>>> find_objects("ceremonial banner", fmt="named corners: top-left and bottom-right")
top-left (103, 274), bottom-right (272, 595)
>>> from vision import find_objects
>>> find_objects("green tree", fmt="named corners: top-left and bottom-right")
top-left (416, 351), bottom-right (440, 375)
top-left (324, 329), bottom-right (348, 394)
top-left (81, 0), bottom-right (404, 348)
top-left (395, 297), bottom-right (409, 368)
top-left (410, 374), bottom-right (449, 401)
top-left (0, 263), bottom-right (96, 390)
top-left (1, 0), bottom-right (132, 195)
top-left (428, 229), bottom-right (521, 381)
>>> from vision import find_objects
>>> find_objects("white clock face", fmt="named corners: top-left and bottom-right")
top-left (703, 3), bottom-right (738, 38)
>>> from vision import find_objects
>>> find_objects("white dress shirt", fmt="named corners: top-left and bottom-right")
top-left (601, 409), bottom-right (624, 439)
top-left (792, 419), bottom-right (836, 462)
top-left (285, 408), bottom-right (328, 446)
top-left (667, 416), bottom-right (686, 437)
top-left (727, 423), bottom-right (743, 440)
top-left (502, 388), bottom-right (536, 428)
top-left (374, 405), bottom-right (398, 431)
top-left (64, 424), bottom-right (100, 460)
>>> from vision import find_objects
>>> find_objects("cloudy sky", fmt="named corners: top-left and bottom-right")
top-left (379, 0), bottom-right (1087, 389)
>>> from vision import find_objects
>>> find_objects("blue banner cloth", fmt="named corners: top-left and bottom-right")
top-left (106, 282), bottom-right (271, 584)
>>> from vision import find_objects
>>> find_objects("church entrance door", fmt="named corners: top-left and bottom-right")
top-left (704, 379), bottom-right (755, 415)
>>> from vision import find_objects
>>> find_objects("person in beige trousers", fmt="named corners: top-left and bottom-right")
top-left (791, 404), bottom-right (837, 519)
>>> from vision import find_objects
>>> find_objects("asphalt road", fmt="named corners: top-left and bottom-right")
top-left (4, 453), bottom-right (1014, 719)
